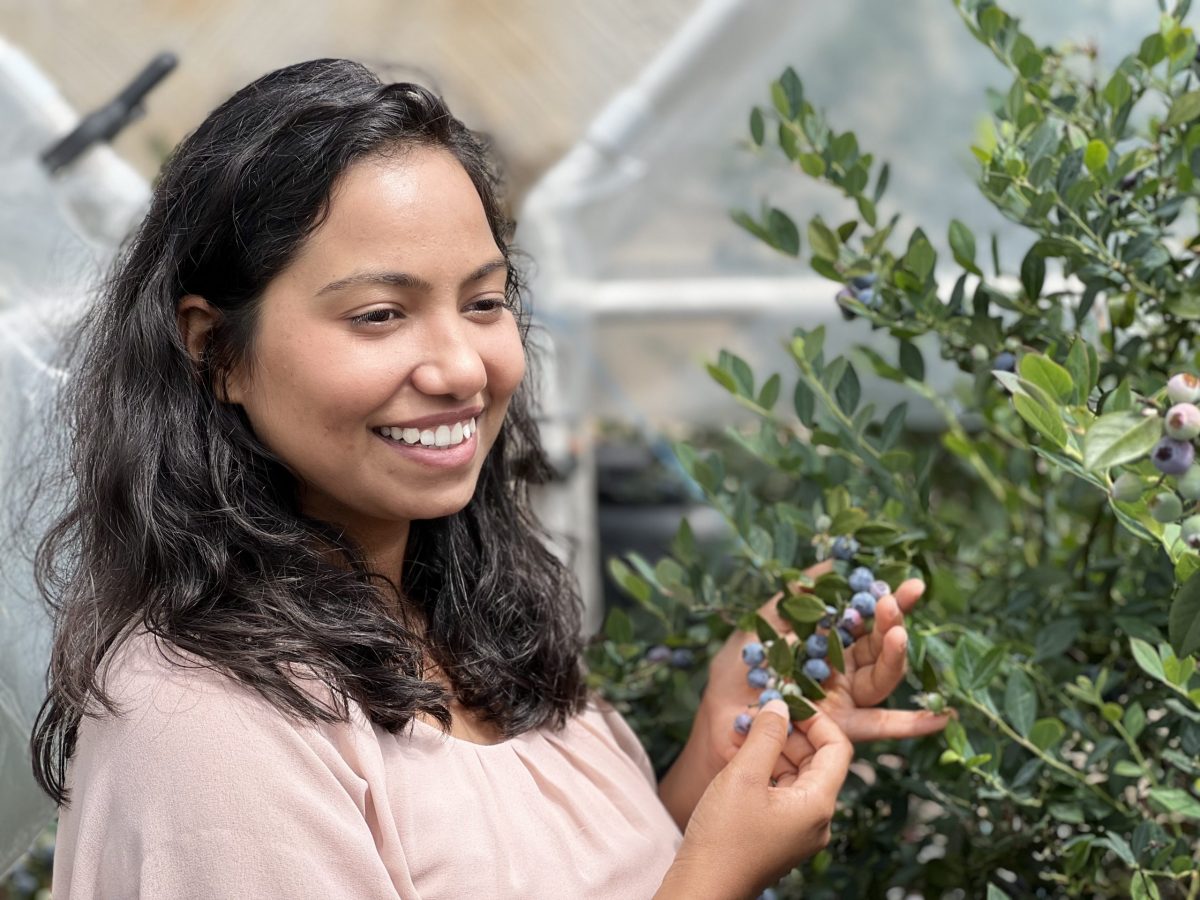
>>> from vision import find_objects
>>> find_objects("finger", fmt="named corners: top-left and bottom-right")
top-left (891, 577), bottom-right (926, 615)
top-left (838, 708), bottom-right (951, 742)
top-left (729, 699), bottom-right (791, 783)
top-left (790, 712), bottom-right (853, 802)
top-left (855, 625), bottom-right (909, 706)
top-left (872, 592), bottom-right (904, 637)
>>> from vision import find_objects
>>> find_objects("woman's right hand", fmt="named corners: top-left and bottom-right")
top-left (653, 700), bottom-right (852, 900)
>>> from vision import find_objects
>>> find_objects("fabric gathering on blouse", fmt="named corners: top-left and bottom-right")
top-left (52, 630), bottom-right (684, 899)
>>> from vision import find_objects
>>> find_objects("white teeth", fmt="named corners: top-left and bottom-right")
top-left (377, 415), bottom-right (479, 448)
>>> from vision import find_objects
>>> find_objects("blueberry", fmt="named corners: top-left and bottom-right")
top-left (1152, 437), bottom-right (1195, 476)
top-left (831, 536), bottom-right (860, 561)
top-left (802, 658), bottom-right (831, 682)
top-left (1167, 372), bottom-right (1200, 404)
top-left (994, 351), bottom-right (1017, 373)
top-left (850, 591), bottom-right (877, 618)
top-left (805, 633), bottom-right (829, 659)
top-left (645, 645), bottom-right (671, 664)
top-left (869, 579), bottom-right (891, 599)
top-left (734, 712), bottom-right (753, 735)
top-left (759, 688), bottom-right (783, 704)
top-left (840, 608), bottom-right (864, 631)
top-left (1165, 403), bottom-right (1200, 440)
top-left (836, 626), bottom-right (855, 647)
top-left (741, 642), bottom-right (766, 667)
top-left (1183, 515), bottom-right (1200, 549)
top-left (670, 648), bottom-right (695, 669)
top-left (857, 287), bottom-right (879, 308)
top-left (748, 667), bottom-right (771, 689)
top-left (1110, 471), bottom-right (1144, 503)
top-left (850, 274), bottom-right (877, 291)
top-left (1149, 491), bottom-right (1184, 523)
top-left (848, 566), bottom-right (875, 593)
top-left (818, 603), bottom-right (838, 629)
top-left (1179, 465), bottom-right (1200, 501)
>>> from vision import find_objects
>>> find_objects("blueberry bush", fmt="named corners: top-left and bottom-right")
top-left (587, 2), bottom-right (1200, 897)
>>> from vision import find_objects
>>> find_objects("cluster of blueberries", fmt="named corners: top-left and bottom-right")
top-left (732, 557), bottom-right (887, 736)
top-left (1110, 372), bottom-right (1200, 548)
top-left (835, 274), bottom-right (879, 320)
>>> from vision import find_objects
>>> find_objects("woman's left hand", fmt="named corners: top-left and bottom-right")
top-left (658, 561), bottom-right (950, 830)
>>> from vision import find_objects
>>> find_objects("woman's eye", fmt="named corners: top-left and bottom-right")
top-left (469, 297), bottom-right (508, 314)
top-left (350, 308), bottom-right (401, 326)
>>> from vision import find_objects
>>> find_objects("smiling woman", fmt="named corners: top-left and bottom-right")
top-left (28, 58), bottom-right (939, 900)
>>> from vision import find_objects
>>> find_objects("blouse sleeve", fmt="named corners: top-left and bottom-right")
top-left (52, 635), bottom-right (408, 900)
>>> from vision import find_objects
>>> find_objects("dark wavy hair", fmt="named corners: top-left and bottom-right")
top-left (30, 58), bottom-right (587, 806)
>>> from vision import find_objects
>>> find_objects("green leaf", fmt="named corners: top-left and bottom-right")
top-left (835, 363), bottom-right (861, 415)
top-left (1020, 246), bottom-right (1046, 300)
top-left (1029, 717), bottom-right (1066, 751)
top-left (758, 373), bottom-right (781, 411)
top-left (1084, 413), bottom-right (1163, 472)
top-left (1004, 670), bottom-right (1038, 736)
top-left (986, 886), bottom-right (1008, 900)
top-left (1113, 760), bottom-right (1145, 777)
top-left (899, 340), bottom-right (925, 381)
top-left (1131, 637), bottom-right (1168, 681)
top-left (793, 380), bottom-right (815, 426)
top-left (768, 208), bottom-right (801, 256)
top-left (827, 626), bottom-right (845, 674)
top-left (949, 219), bottom-right (981, 275)
top-left (808, 217), bottom-right (840, 261)
top-left (1018, 354), bottom-right (1073, 404)
top-left (604, 606), bottom-right (633, 644)
top-left (755, 614), bottom-right (781, 645)
top-left (1148, 787), bottom-right (1200, 819)
top-left (1084, 139), bottom-right (1109, 174)
top-left (785, 694), bottom-right (816, 722)
top-left (768, 636), bottom-right (794, 679)
top-left (1012, 393), bottom-right (1068, 448)
top-left (749, 107), bottom-right (765, 146)
top-left (1131, 871), bottom-right (1162, 900)
top-left (1165, 90), bottom-right (1200, 128)
top-left (780, 593), bottom-right (832, 625)
top-left (1065, 337), bottom-right (1092, 405)
top-left (905, 239), bottom-right (936, 281)
top-left (1169, 571), bottom-right (1200, 658)
top-left (797, 152), bottom-right (825, 177)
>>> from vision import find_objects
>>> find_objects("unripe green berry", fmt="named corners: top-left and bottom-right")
top-left (1149, 491), bottom-right (1184, 523)
top-left (1179, 465), bottom-right (1200, 501)
top-left (1111, 472), bottom-right (1144, 503)
top-left (1183, 514), bottom-right (1200, 550)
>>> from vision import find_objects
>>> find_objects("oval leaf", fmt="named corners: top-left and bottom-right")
top-left (1084, 412), bottom-right (1162, 472)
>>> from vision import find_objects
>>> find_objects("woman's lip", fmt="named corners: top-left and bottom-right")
top-left (380, 406), bottom-right (484, 431)
top-left (373, 426), bottom-right (478, 468)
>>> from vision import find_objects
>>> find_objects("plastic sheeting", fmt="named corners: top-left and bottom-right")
top-left (0, 37), bottom-right (148, 877)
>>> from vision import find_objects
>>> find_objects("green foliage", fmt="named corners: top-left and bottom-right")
top-left (590, 2), bottom-right (1200, 897)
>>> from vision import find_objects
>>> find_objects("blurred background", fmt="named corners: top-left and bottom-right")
top-left (0, 0), bottom-right (1170, 894)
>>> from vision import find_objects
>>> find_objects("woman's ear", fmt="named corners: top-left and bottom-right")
top-left (176, 294), bottom-right (244, 404)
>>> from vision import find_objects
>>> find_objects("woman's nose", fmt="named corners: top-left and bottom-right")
top-left (409, 319), bottom-right (487, 400)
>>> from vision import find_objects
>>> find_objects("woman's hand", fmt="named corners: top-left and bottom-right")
top-left (654, 701), bottom-right (852, 900)
top-left (658, 562), bottom-right (949, 830)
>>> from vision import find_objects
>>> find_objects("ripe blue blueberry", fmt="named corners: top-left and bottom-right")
top-left (645, 645), bottom-right (671, 664)
top-left (850, 591), bottom-right (877, 618)
top-left (869, 579), bottom-right (890, 600)
top-left (831, 536), bottom-right (860, 561)
top-left (803, 658), bottom-right (831, 682)
top-left (1165, 403), bottom-right (1200, 440)
top-left (805, 633), bottom-right (829, 658)
top-left (818, 604), bottom-right (837, 628)
top-left (759, 688), bottom-right (783, 704)
top-left (670, 648), bottom-right (695, 669)
top-left (734, 712), bottom-right (752, 735)
top-left (1152, 437), bottom-right (1195, 476)
top-left (994, 351), bottom-right (1017, 373)
top-left (836, 626), bottom-right (855, 647)
top-left (848, 566), bottom-right (875, 593)
top-left (748, 667), bottom-right (771, 689)
top-left (741, 642), bottom-right (766, 667)
top-left (857, 287), bottom-right (879, 309)
top-left (850, 274), bottom-right (877, 291)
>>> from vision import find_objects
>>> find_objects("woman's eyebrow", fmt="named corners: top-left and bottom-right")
top-left (317, 258), bottom-right (509, 296)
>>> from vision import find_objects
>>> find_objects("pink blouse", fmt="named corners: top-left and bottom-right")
top-left (52, 630), bottom-right (683, 898)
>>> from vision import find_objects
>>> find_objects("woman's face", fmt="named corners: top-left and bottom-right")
top-left (225, 146), bottom-right (525, 555)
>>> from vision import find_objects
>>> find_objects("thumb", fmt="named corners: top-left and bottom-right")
top-left (730, 699), bottom-right (791, 783)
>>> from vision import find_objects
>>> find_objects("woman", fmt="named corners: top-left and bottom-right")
top-left (31, 59), bottom-right (948, 898)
